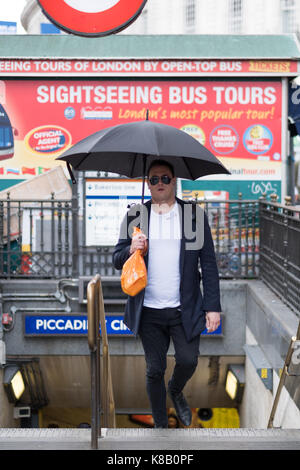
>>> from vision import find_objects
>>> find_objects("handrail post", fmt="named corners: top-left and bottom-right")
top-left (87, 275), bottom-right (101, 449)
top-left (98, 278), bottom-right (116, 429)
top-left (95, 279), bottom-right (101, 437)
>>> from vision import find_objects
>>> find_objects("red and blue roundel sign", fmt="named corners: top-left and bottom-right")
top-left (37, 0), bottom-right (148, 37)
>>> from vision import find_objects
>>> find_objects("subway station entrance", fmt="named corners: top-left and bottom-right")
top-left (1, 275), bottom-right (300, 450)
top-left (1, 33), bottom-right (300, 449)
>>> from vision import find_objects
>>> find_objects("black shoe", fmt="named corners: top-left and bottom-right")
top-left (168, 387), bottom-right (192, 426)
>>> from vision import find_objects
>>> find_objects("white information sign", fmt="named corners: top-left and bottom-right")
top-left (85, 178), bottom-right (151, 246)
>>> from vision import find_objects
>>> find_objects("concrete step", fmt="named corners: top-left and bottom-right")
top-left (0, 427), bottom-right (300, 450)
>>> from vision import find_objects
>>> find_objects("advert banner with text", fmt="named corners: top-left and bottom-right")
top-left (0, 79), bottom-right (282, 184)
top-left (0, 59), bottom-right (297, 75)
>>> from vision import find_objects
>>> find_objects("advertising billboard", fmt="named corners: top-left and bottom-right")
top-left (0, 78), bottom-right (282, 199)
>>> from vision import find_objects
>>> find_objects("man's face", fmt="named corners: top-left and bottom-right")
top-left (147, 164), bottom-right (176, 204)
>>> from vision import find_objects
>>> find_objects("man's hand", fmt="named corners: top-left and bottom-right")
top-left (205, 311), bottom-right (221, 333)
top-left (130, 232), bottom-right (148, 256)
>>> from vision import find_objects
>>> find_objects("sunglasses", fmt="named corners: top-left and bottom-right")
top-left (148, 175), bottom-right (172, 185)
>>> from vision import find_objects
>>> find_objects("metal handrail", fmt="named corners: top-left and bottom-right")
top-left (87, 274), bottom-right (116, 449)
top-left (268, 320), bottom-right (300, 428)
top-left (98, 277), bottom-right (116, 429)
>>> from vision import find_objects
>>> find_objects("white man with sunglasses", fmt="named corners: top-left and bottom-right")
top-left (113, 159), bottom-right (221, 428)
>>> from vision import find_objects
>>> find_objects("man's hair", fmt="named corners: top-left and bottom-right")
top-left (147, 159), bottom-right (175, 177)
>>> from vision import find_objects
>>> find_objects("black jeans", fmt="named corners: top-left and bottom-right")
top-left (139, 306), bottom-right (200, 427)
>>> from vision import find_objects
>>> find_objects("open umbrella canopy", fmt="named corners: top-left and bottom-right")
top-left (57, 118), bottom-right (230, 181)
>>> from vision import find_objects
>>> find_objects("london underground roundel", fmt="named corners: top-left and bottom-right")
top-left (37, 0), bottom-right (148, 37)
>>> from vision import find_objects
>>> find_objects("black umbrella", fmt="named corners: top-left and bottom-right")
top-left (57, 114), bottom-right (230, 201)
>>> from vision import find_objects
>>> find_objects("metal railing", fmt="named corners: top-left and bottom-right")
top-left (196, 195), bottom-right (259, 278)
top-left (78, 197), bottom-right (260, 278)
top-left (87, 274), bottom-right (116, 450)
top-left (0, 194), bottom-right (75, 278)
top-left (259, 194), bottom-right (300, 316)
top-left (0, 193), bottom-right (260, 279)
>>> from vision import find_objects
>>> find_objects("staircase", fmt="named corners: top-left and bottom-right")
top-left (0, 427), bottom-right (300, 450)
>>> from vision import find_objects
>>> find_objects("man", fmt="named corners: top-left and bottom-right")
top-left (113, 159), bottom-right (221, 428)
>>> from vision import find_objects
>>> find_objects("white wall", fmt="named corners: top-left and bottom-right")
top-left (240, 327), bottom-right (300, 429)
top-left (0, 369), bottom-right (18, 427)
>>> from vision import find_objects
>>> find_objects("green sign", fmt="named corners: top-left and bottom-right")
top-left (181, 179), bottom-right (281, 201)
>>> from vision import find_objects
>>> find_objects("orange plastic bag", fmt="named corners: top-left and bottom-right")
top-left (121, 227), bottom-right (147, 296)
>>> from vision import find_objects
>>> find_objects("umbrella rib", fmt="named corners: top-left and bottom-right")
top-left (129, 153), bottom-right (138, 178)
top-left (181, 157), bottom-right (194, 180)
top-left (74, 152), bottom-right (91, 170)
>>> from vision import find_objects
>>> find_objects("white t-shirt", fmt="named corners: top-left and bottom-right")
top-left (143, 202), bottom-right (181, 309)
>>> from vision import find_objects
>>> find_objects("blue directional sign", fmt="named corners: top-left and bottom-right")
top-left (24, 314), bottom-right (222, 337)
top-left (24, 314), bottom-right (132, 336)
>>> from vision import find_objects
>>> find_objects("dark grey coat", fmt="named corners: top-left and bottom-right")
top-left (113, 197), bottom-right (221, 342)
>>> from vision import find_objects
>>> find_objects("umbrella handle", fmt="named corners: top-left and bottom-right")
top-left (141, 155), bottom-right (147, 204)
top-left (142, 176), bottom-right (145, 204)
top-left (142, 110), bottom-right (148, 202)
